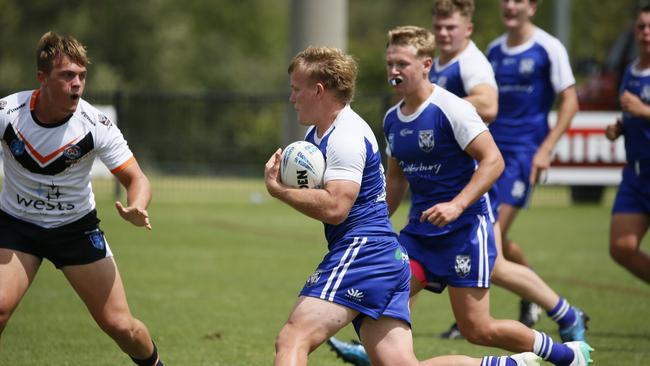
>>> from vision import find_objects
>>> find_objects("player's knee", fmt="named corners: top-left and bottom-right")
top-left (275, 323), bottom-right (307, 353)
top-left (97, 315), bottom-right (140, 342)
top-left (457, 321), bottom-right (495, 346)
top-left (609, 237), bottom-right (638, 263)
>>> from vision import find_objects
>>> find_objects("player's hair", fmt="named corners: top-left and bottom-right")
top-left (386, 26), bottom-right (436, 59)
top-left (288, 46), bottom-right (358, 104)
top-left (639, 1), bottom-right (650, 13)
top-left (36, 31), bottom-right (89, 74)
top-left (431, 0), bottom-right (474, 19)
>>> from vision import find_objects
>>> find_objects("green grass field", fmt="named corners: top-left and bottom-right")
top-left (0, 177), bottom-right (648, 365)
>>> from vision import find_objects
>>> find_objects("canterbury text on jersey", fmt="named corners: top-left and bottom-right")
top-left (305, 105), bottom-right (395, 247)
top-left (487, 27), bottom-right (575, 153)
top-left (0, 90), bottom-right (134, 228)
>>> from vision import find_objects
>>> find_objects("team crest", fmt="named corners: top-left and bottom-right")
top-left (10, 139), bottom-right (25, 156)
top-left (305, 269), bottom-right (322, 287)
top-left (519, 58), bottom-right (535, 75)
top-left (88, 229), bottom-right (106, 250)
top-left (63, 145), bottom-right (82, 160)
top-left (454, 255), bottom-right (471, 278)
top-left (418, 130), bottom-right (434, 152)
top-left (0, 100), bottom-right (6, 110)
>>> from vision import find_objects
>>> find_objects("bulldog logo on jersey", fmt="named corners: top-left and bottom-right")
top-left (0, 100), bottom-right (6, 110)
top-left (519, 58), bottom-right (535, 75)
top-left (10, 139), bottom-right (25, 156)
top-left (454, 255), bottom-right (471, 278)
top-left (418, 130), bottom-right (434, 152)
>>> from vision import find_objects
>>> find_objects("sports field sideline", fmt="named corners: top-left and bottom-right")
top-left (0, 177), bottom-right (648, 365)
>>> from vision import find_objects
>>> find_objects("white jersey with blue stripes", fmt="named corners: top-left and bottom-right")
top-left (305, 105), bottom-right (395, 247)
top-left (487, 27), bottom-right (575, 152)
top-left (429, 41), bottom-right (497, 98)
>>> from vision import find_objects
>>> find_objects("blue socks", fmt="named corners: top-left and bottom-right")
top-left (547, 297), bottom-right (577, 328)
top-left (481, 356), bottom-right (517, 366)
top-left (533, 330), bottom-right (575, 366)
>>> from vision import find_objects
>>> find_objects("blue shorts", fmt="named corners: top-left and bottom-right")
top-left (496, 150), bottom-right (534, 208)
top-left (0, 209), bottom-right (112, 269)
top-left (400, 214), bottom-right (496, 290)
top-left (300, 236), bottom-right (411, 333)
top-left (613, 163), bottom-right (650, 215)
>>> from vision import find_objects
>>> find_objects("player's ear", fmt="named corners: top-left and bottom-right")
top-left (315, 82), bottom-right (325, 97)
top-left (37, 70), bottom-right (47, 86)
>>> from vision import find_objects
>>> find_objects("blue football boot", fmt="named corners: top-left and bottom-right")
top-left (559, 307), bottom-right (590, 342)
top-left (327, 337), bottom-right (370, 366)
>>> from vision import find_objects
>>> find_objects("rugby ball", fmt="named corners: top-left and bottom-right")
top-left (280, 141), bottom-right (325, 189)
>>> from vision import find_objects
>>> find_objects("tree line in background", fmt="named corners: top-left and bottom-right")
top-left (0, 0), bottom-right (642, 95)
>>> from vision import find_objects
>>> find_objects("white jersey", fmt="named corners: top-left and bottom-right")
top-left (0, 90), bottom-right (134, 228)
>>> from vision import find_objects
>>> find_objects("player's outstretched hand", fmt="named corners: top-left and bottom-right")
top-left (115, 201), bottom-right (152, 230)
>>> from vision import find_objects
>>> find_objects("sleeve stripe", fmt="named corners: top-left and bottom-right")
top-left (110, 156), bottom-right (136, 174)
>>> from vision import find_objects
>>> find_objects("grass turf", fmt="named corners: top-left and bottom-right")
top-left (0, 177), bottom-right (648, 365)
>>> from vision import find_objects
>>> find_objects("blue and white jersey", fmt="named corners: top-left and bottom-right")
top-left (305, 105), bottom-right (395, 247)
top-left (620, 60), bottom-right (650, 163)
top-left (384, 86), bottom-right (488, 235)
top-left (487, 27), bottom-right (575, 153)
top-left (429, 41), bottom-right (497, 98)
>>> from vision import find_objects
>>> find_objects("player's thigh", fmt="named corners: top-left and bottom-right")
top-left (359, 316), bottom-right (417, 366)
top-left (610, 213), bottom-right (650, 250)
top-left (497, 204), bottom-right (520, 239)
top-left (62, 257), bottom-right (131, 323)
top-left (282, 296), bottom-right (358, 346)
top-left (448, 286), bottom-right (491, 328)
top-left (0, 248), bottom-right (41, 316)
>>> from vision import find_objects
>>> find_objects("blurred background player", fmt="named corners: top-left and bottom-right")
top-left (486, 0), bottom-right (588, 341)
top-left (0, 32), bottom-right (163, 366)
top-left (266, 45), bottom-right (543, 366)
top-left (605, 4), bottom-right (650, 286)
top-left (424, 0), bottom-right (589, 341)
top-left (328, 25), bottom-right (592, 366)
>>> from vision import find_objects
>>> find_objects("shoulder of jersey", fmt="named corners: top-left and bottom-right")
top-left (0, 91), bottom-right (31, 118)
top-left (75, 99), bottom-right (114, 129)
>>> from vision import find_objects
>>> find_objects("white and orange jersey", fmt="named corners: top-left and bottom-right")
top-left (0, 90), bottom-right (134, 228)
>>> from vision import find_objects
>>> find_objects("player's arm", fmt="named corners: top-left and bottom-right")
top-left (385, 157), bottom-right (408, 217)
top-left (620, 90), bottom-right (650, 121)
top-left (114, 160), bottom-right (152, 229)
top-left (464, 83), bottom-right (498, 123)
top-left (530, 85), bottom-right (578, 184)
top-left (420, 131), bottom-right (503, 227)
top-left (264, 149), bottom-right (359, 225)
